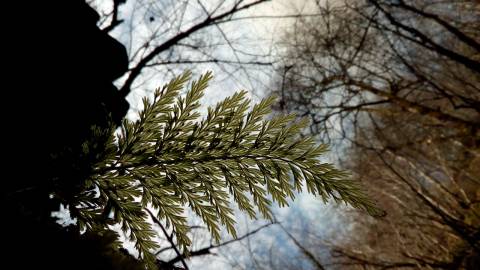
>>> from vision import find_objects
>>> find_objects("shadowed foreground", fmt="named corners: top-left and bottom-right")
top-left (2, 1), bottom-right (138, 269)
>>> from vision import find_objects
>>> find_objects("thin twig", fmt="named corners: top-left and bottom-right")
top-left (167, 221), bottom-right (277, 265)
top-left (146, 208), bottom-right (190, 270)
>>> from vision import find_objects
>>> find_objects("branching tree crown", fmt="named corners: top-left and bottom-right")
top-left (70, 71), bottom-right (379, 269)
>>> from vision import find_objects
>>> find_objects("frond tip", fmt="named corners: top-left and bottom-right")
top-left (76, 71), bottom-right (380, 269)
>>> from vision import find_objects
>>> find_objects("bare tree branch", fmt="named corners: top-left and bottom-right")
top-left (119, 0), bottom-right (270, 97)
top-left (102, 0), bottom-right (126, 33)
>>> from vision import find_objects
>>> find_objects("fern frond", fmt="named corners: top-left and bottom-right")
top-left (74, 71), bottom-right (380, 269)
